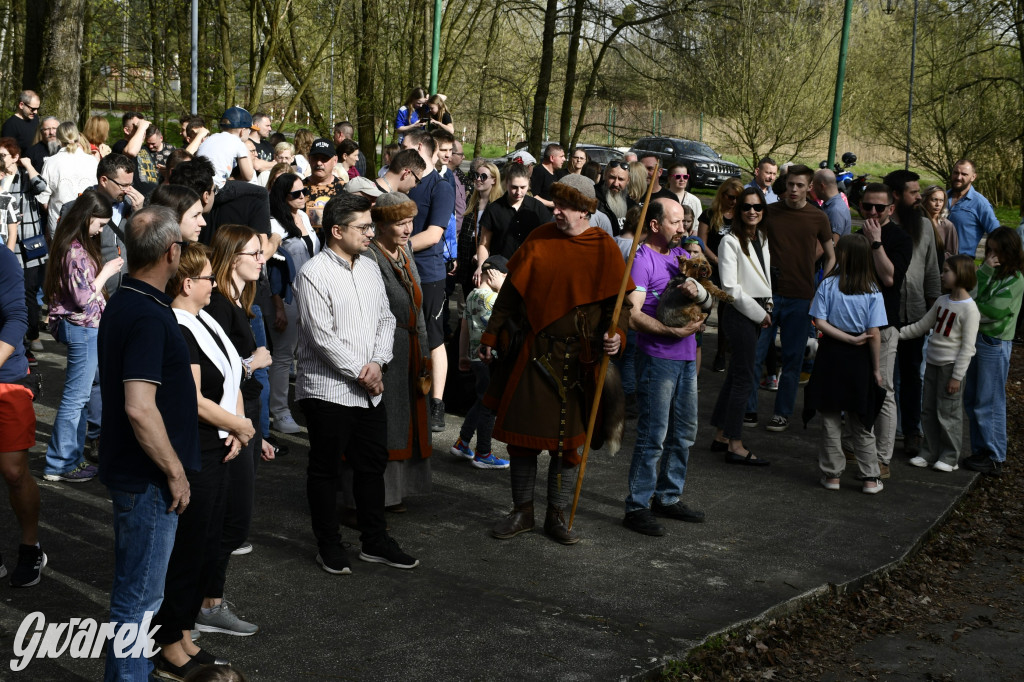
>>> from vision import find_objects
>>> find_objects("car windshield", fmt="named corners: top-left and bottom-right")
top-left (678, 141), bottom-right (720, 159)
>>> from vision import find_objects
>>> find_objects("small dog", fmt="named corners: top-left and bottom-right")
top-left (655, 253), bottom-right (733, 327)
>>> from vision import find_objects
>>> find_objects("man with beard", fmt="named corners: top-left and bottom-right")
top-left (303, 138), bottom-right (346, 230)
top-left (26, 116), bottom-right (58, 175)
top-left (946, 159), bottom-right (999, 257)
top-left (653, 162), bottom-right (703, 221)
top-left (596, 160), bottom-right (637, 236)
top-left (475, 163), bottom-right (551, 268)
top-left (481, 174), bottom-right (630, 545)
top-left (746, 157), bottom-right (779, 204)
top-left (883, 169), bottom-right (940, 458)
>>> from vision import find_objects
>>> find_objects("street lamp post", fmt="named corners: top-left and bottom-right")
top-left (882, 0), bottom-right (919, 171)
top-left (827, 0), bottom-right (855, 169)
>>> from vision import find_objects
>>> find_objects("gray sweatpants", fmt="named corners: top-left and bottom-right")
top-left (920, 362), bottom-right (964, 468)
top-left (821, 411), bottom-right (879, 480)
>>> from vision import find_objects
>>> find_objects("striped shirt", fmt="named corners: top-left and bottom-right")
top-left (294, 245), bottom-right (395, 407)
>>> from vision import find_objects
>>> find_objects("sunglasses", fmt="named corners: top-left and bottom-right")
top-left (725, 194), bottom-right (738, 201)
top-left (607, 161), bottom-right (629, 170)
top-left (474, 172), bottom-right (491, 181)
top-left (738, 203), bottom-right (764, 212)
top-left (166, 240), bottom-right (188, 254)
top-left (672, 173), bottom-right (690, 180)
top-left (288, 188), bottom-right (311, 199)
top-left (861, 202), bottom-right (891, 214)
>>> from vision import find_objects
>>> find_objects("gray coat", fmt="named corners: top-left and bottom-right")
top-left (899, 215), bottom-right (941, 325)
top-left (367, 241), bottom-right (431, 459)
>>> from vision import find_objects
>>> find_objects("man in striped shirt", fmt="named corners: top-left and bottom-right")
top-left (294, 192), bottom-right (420, 574)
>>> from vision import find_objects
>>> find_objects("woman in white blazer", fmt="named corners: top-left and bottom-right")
top-left (710, 186), bottom-right (773, 465)
top-left (38, 122), bottom-right (99, 238)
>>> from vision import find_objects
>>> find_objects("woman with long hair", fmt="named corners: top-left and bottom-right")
top-left (41, 190), bottom-right (123, 482)
top-left (262, 161), bottom-right (293, 189)
top-left (567, 148), bottom-right (589, 175)
top-left (921, 185), bottom-right (959, 264)
top-left (395, 87), bottom-right (429, 142)
top-left (457, 162), bottom-right (502, 295)
top-left (38, 122), bottom-right (98, 236)
top-left (698, 177), bottom-right (744, 371)
top-left (151, 244), bottom-right (252, 679)
top-left (266, 173), bottom-right (319, 435)
top-left (424, 94), bottom-right (454, 134)
top-left (82, 115), bottom-right (111, 160)
top-left (708, 186), bottom-right (772, 465)
top-left (193, 225), bottom-right (273, 637)
top-left (627, 161), bottom-right (649, 203)
top-left (149, 184), bottom-right (206, 243)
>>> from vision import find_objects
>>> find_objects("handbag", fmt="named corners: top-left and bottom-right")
top-left (21, 234), bottom-right (48, 261)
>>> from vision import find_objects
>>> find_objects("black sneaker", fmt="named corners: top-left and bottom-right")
top-left (652, 500), bottom-right (706, 523)
top-left (316, 545), bottom-right (352, 575)
top-left (10, 544), bottom-right (46, 587)
top-left (766, 415), bottom-right (789, 432)
top-left (266, 435), bottom-right (289, 457)
top-left (712, 353), bottom-right (727, 372)
top-left (24, 350), bottom-right (38, 368)
top-left (359, 536), bottom-right (419, 569)
top-left (743, 413), bottom-right (758, 428)
top-left (429, 398), bottom-right (446, 433)
top-left (963, 455), bottom-right (1003, 476)
top-left (623, 509), bottom-right (666, 536)
top-left (151, 652), bottom-right (200, 681)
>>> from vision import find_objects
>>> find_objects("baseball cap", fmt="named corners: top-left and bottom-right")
top-left (344, 176), bottom-right (384, 198)
top-left (508, 150), bottom-right (537, 165)
top-left (481, 255), bottom-right (509, 274)
top-left (219, 106), bottom-right (252, 130)
top-left (309, 138), bottom-right (336, 159)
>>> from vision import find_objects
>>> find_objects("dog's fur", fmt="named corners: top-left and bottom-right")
top-left (655, 253), bottom-right (733, 327)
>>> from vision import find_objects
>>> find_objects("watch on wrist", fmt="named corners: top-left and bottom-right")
top-left (871, 241), bottom-right (883, 250)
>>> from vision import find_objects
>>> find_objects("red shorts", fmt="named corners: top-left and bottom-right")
top-left (0, 382), bottom-right (36, 452)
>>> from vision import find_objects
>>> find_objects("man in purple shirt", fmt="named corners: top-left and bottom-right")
top-left (623, 198), bottom-right (713, 536)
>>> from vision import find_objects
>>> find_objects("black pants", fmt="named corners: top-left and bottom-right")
top-left (300, 398), bottom-right (388, 548)
top-left (153, 446), bottom-right (230, 644)
top-left (23, 265), bottom-right (43, 341)
top-left (711, 304), bottom-right (760, 439)
top-left (207, 395), bottom-right (260, 599)
top-left (897, 335), bottom-right (926, 437)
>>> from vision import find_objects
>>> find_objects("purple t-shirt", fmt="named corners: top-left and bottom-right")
top-left (632, 244), bottom-right (696, 361)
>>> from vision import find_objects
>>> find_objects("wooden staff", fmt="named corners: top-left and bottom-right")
top-left (568, 160), bottom-right (660, 530)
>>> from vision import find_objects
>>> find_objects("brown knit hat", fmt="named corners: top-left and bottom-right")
top-left (371, 191), bottom-right (418, 224)
top-left (550, 174), bottom-right (599, 213)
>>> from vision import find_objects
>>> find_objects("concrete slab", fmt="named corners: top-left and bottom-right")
top-left (0, 329), bottom-right (975, 680)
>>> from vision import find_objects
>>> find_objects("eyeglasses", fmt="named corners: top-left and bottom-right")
top-left (237, 249), bottom-right (264, 260)
top-left (607, 161), bottom-right (629, 170)
top-left (738, 203), bottom-right (764, 213)
top-left (344, 223), bottom-right (375, 234)
top-left (189, 275), bottom-right (217, 285)
top-left (24, 105), bottom-right (39, 112)
top-left (861, 202), bottom-right (891, 214)
top-left (452, 150), bottom-right (465, 157)
top-left (672, 173), bottom-right (690, 180)
top-left (288, 188), bottom-right (310, 199)
top-left (411, 171), bottom-right (422, 186)
top-left (166, 240), bottom-right (188, 254)
top-left (108, 177), bottom-right (133, 191)
top-left (724, 194), bottom-right (738, 201)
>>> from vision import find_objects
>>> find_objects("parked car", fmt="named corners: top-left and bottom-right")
top-left (628, 137), bottom-right (741, 188)
top-left (493, 141), bottom-right (623, 172)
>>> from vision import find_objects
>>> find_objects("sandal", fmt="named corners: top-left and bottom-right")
top-left (725, 451), bottom-right (770, 467)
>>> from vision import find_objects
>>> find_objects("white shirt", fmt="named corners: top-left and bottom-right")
top-left (39, 148), bottom-right (99, 236)
top-left (294, 246), bottom-right (396, 407)
top-left (197, 132), bottom-right (249, 189)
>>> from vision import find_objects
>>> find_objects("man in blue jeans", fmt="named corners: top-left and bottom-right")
top-left (98, 206), bottom-right (199, 681)
top-left (624, 199), bottom-right (712, 536)
top-left (747, 165), bottom-right (835, 432)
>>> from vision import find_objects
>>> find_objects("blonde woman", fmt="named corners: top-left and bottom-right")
top-left (38, 122), bottom-right (98, 236)
top-left (458, 162), bottom-right (502, 294)
top-left (921, 185), bottom-right (959, 264)
top-left (627, 161), bottom-right (649, 203)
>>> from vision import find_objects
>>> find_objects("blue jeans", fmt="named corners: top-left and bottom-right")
top-left (44, 321), bottom-right (97, 476)
top-left (964, 333), bottom-right (1012, 462)
top-left (250, 306), bottom-right (270, 439)
top-left (612, 329), bottom-right (638, 395)
top-left (625, 351), bottom-right (697, 512)
top-left (748, 295), bottom-right (811, 418)
top-left (104, 483), bottom-right (178, 682)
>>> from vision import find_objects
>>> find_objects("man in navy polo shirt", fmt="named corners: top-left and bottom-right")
top-left (98, 206), bottom-right (199, 682)
top-left (402, 128), bottom-right (456, 431)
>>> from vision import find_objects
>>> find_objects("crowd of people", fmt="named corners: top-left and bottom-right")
top-left (0, 85), bottom-right (1022, 680)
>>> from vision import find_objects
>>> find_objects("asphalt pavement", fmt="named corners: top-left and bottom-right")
top-left (0, 316), bottom-right (977, 681)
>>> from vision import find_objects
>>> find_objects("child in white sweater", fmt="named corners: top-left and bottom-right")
top-left (898, 255), bottom-right (980, 471)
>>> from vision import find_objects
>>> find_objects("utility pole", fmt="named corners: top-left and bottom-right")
top-left (827, 0), bottom-right (854, 169)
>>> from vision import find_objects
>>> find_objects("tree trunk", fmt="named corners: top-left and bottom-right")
top-left (77, 0), bottom-right (93, 128)
top-left (217, 0), bottom-right (236, 108)
top-left (558, 0), bottom-right (586, 148)
top-left (472, 1), bottom-right (501, 158)
top-left (22, 0), bottom-right (48, 90)
top-left (39, 0), bottom-right (84, 121)
top-left (527, 0), bottom-right (559, 159)
top-left (355, 0), bottom-right (380, 172)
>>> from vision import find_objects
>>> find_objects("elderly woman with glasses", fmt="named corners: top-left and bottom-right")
top-left (190, 224), bottom-right (274, 639)
top-left (150, 243), bottom-right (253, 679)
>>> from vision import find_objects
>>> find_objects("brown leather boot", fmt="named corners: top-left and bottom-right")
top-left (544, 505), bottom-right (580, 545)
top-left (491, 502), bottom-right (535, 539)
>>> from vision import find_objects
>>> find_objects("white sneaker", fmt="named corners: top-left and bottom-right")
top-left (908, 456), bottom-right (929, 468)
top-left (30, 339), bottom-right (43, 352)
top-left (932, 461), bottom-right (958, 472)
top-left (273, 413), bottom-right (301, 434)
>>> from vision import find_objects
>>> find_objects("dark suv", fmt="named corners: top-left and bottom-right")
top-left (629, 137), bottom-right (741, 188)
